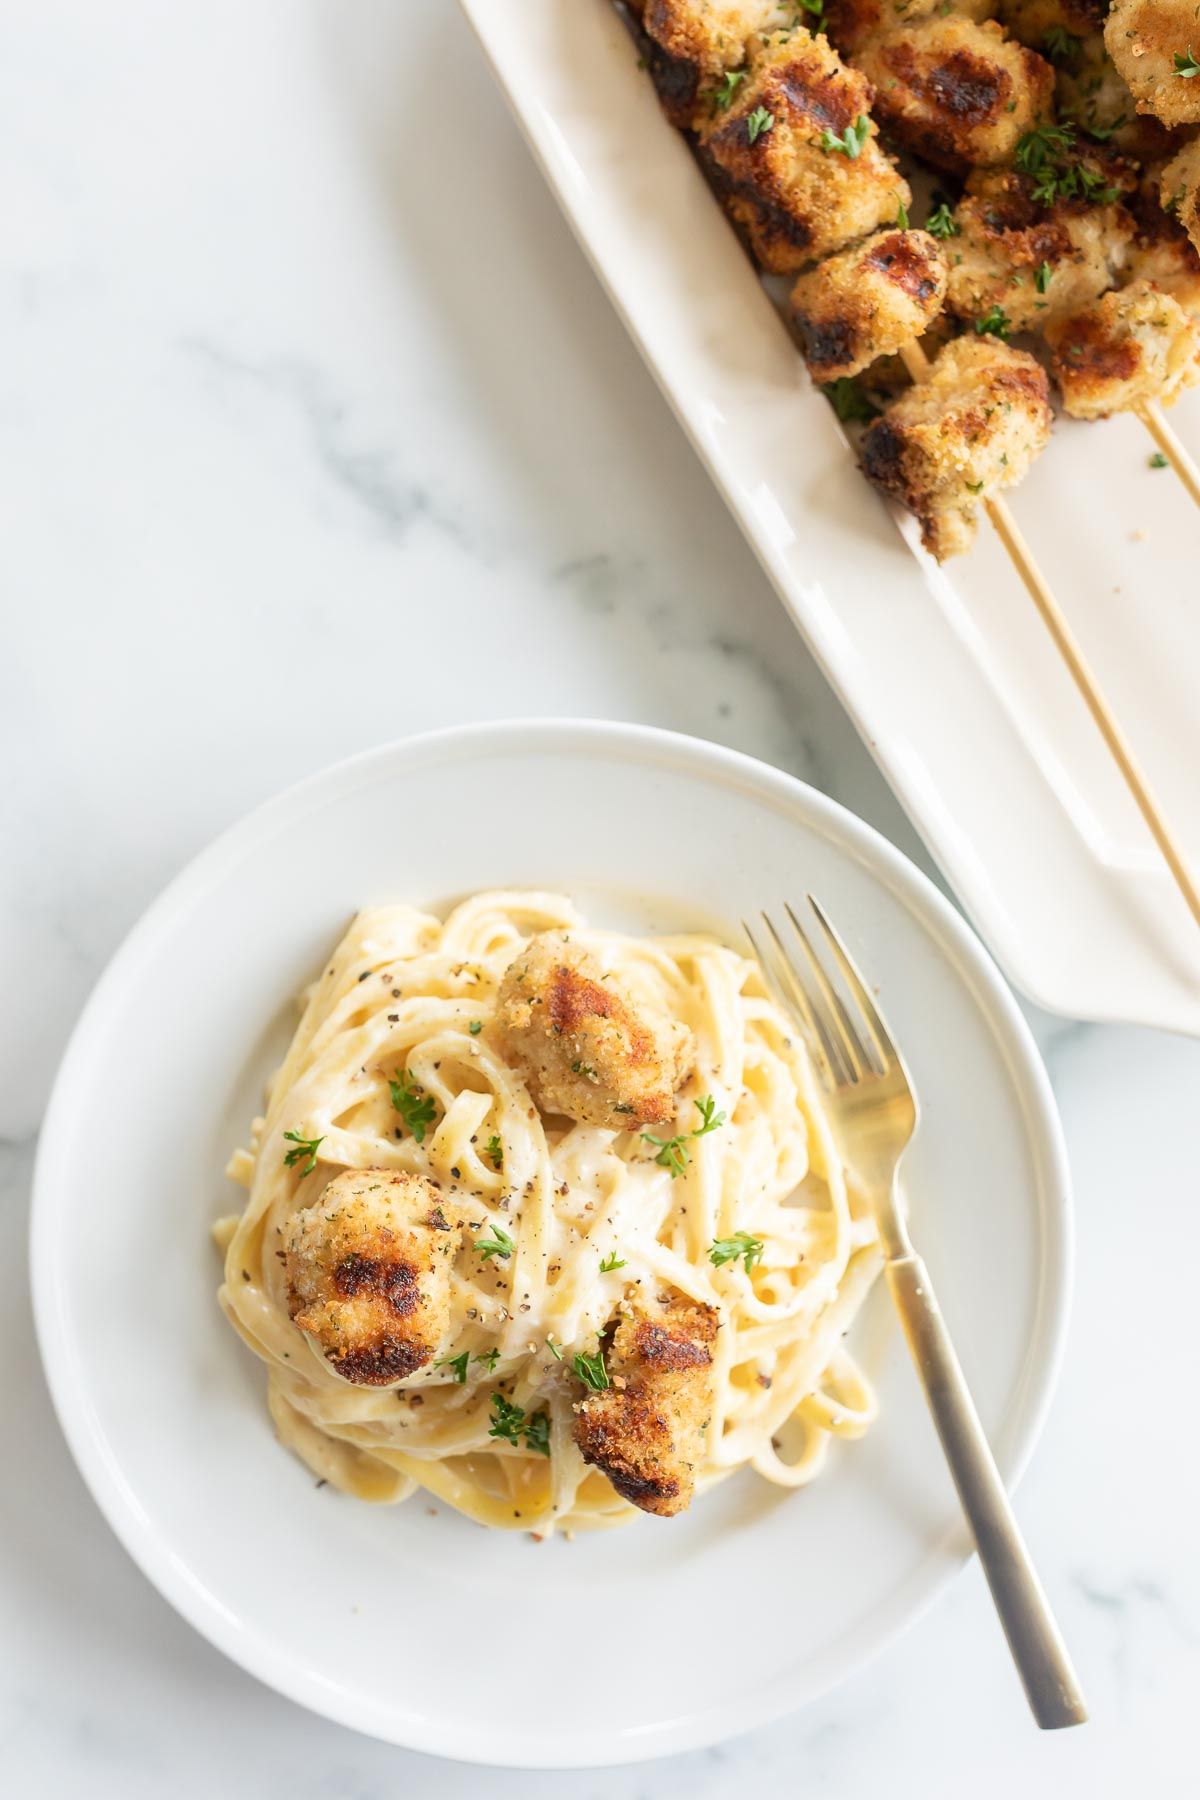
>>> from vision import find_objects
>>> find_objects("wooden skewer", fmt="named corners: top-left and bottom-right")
top-left (1138, 401), bottom-right (1200, 508)
top-left (898, 341), bottom-right (1200, 931)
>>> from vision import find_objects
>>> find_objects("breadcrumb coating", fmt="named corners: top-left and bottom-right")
top-left (698, 27), bottom-right (910, 271)
top-left (641, 0), bottom-right (794, 124)
top-left (946, 167), bottom-right (1133, 332)
top-left (497, 932), bottom-right (692, 1129)
top-left (856, 17), bottom-right (1055, 174)
top-left (1046, 276), bottom-right (1200, 414)
top-left (1161, 135), bottom-right (1200, 257)
top-left (284, 1170), bottom-right (461, 1385)
top-left (573, 1293), bottom-right (719, 1516)
top-left (1105, 0), bottom-right (1200, 128)
top-left (790, 228), bottom-right (948, 380)
top-left (860, 335), bottom-right (1052, 558)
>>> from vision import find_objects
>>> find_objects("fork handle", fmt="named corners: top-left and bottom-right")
top-left (886, 1251), bottom-right (1087, 1729)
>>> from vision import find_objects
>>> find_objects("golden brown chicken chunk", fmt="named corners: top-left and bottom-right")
top-left (496, 932), bottom-right (692, 1129)
top-left (284, 1170), bottom-right (460, 1385)
top-left (640, 0), bottom-right (792, 126)
top-left (856, 18), bottom-right (1055, 174)
top-left (946, 167), bottom-right (1134, 332)
top-left (1053, 33), bottom-right (1179, 159)
top-left (1105, 0), bottom-right (1200, 127)
top-left (826, 0), bottom-right (996, 59)
top-left (698, 27), bottom-right (910, 271)
top-left (789, 228), bottom-right (948, 381)
top-left (1046, 276), bottom-right (1200, 414)
top-left (573, 1294), bottom-right (719, 1516)
top-left (1161, 136), bottom-right (1200, 256)
top-left (1127, 161), bottom-right (1200, 311)
top-left (860, 335), bottom-right (1053, 558)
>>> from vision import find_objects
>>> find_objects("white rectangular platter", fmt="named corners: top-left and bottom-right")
top-left (460, 0), bottom-right (1200, 1035)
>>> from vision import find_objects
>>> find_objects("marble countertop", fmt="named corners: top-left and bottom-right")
top-left (3, 1), bottom-right (1197, 1792)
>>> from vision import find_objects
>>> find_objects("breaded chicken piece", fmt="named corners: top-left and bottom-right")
top-left (496, 932), bottom-right (692, 1130)
top-left (1054, 33), bottom-right (1179, 159)
top-left (790, 228), bottom-right (948, 381)
top-left (860, 335), bottom-right (1053, 558)
top-left (698, 27), bottom-right (910, 271)
top-left (1046, 276), bottom-right (1200, 414)
top-left (573, 1294), bottom-right (719, 1517)
top-left (856, 18), bottom-right (1056, 174)
top-left (826, 0), bottom-right (996, 59)
top-left (946, 168), bottom-right (1133, 332)
top-left (1127, 160), bottom-right (1200, 312)
top-left (1105, 0), bottom-right (1200, 127)
top-left (1161, 136), bottom-right (1200, 256)
top-left (284, 1169), bottom-right (460, 1384)
top-left (640, 0), bottom-right (793, 126)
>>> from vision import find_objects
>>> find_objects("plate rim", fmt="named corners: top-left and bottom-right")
top-left (30, 717), bottom-right (1074, 1767)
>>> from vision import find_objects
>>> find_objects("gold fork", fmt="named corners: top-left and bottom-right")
top-left (745, 897), bottom-right (1088, 1731)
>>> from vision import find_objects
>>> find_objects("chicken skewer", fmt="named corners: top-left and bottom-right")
top-left (629, 1), bottom-right (1200, 929)
top-left (675, 19), bottom-right (1055, 551)
top-left (975, 8), bottom-right (1200, 498)
top-left (894, 330), bottom-right (1200, 929)
top-left (641, 2), bottom-right (1198, 527)
top-left (937, 121), bottom-right (1200, 498)
top-left (779, 3), bottom-right (1200, 915)
top-left (826, 0), bottom-right (1200, 499)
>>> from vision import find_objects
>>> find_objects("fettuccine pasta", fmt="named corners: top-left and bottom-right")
top-left (216, 891), bottom-right (881, 1535)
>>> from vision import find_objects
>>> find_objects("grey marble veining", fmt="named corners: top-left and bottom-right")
top-left (3, 1), bottom-right (1199, 1793)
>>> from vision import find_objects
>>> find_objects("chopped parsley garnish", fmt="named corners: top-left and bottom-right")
top-left (796, 0), bottom-right (826, 21)
top-left (599, 1251), bottom-right (627, 1272)
top-left (475, 1223), bottom-right (515, 1261)
top-left (823, 377), bottom-right (880, 424)
top-left (388, 1070), bottom-right (438, 1142)
top-left (546, 1337), bottom-right (564, 1361)
top-left (642, 1133), bottom-right (691, 1176)
top-left (474, 1347), bottom-right (502, 1372)
top-left (434, 1350), bottom-right (470, 1384)
top-left (1078, 112), bottom-right (1126, 142)
top-left (524, 1409), bottom-right (551, 1457)
top-left (488, 1392), bottom-right (526, 1446)
top-left (714, 68), bottom-right (747, 110)
top-left (1015, 121), bottom-right (1075, 172)
top-left (1073, 166), bottom-right (1121, 206)
top-left (746, 105), bottom-right (775, 145)
top-left (1014, 122), bottom-right (1120, 207)
top-left (975, 304), bottom-right (1012, 340)
top-left (573, 1348), bottom-right (610, 1391)
top-left (468, 1019), bottom-right (483, 1035)
top-left (709, 1231), bottom-right (765, 1273)
top-left (895, 197), bottom-right (910, 230)
top-left (484, 1134), bottom-right (504, 1171)
top-left (1175, 46), bottom-right (1200, 77)
top-left (820, 115), bottom-right (870, 159)
top-left (1149, 451), bottom-right (1169, 468)
top-left (282, 1130), bottom-right (324, 1176)
top-left (642, 1093), bottom-right (727, 1178)
top-left (693, 1094), bottom-right (725, 1135)
top-left (925, 200), bottom-right (959, 239)
top-left (1035, 260), bottom-right (1053, 294)
top-left (1041, 25), bottom-right (1081, 62)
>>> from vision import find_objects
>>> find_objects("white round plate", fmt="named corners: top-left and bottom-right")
top-left (32, 720), bottom-right (1071, 1768)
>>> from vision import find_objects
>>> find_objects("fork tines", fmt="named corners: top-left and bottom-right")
top-left (743, 897), bottom-right (900, 1090)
